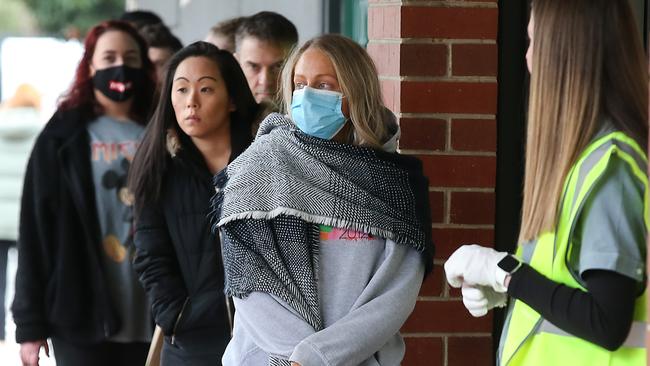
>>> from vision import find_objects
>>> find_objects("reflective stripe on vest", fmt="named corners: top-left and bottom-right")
top-left (499, 132), bottom-right (648, 366)
top-left (537, 320), bottom-right (646, 349)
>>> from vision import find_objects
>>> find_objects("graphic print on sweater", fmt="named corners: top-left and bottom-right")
top-left (319, 225), bottom-right (376, 242)
top-left (88, 116), bottom-right (142, 262)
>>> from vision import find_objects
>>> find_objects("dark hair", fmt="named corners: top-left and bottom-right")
top-left (58, 20), bottom-right (157, 124)
top-left (235, 11), bottom-right (298, 50)
top-left (140, 23), bottom-right (183, 52)
top-left (119, 10), bottom-right (163, 30)
top-left (129, 41), bottom-right (259, 208)
top-left (208, 16), bottom-right (247, 52)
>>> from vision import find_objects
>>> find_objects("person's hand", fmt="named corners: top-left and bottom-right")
top-left (444, 244), bottom-right (508, 292)
top-left (20, 340), bottom-right (49, 366)
top-left (461, 284), bottom-right (507, 317)
top-left (291, 363), bottom-right (301, 366)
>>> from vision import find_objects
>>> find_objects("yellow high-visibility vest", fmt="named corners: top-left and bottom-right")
top-left (499, 131), bottom-right (648, 366)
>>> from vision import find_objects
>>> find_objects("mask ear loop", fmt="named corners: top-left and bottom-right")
top-left (329, 119), bottom-right (349, 140)
top-left (336, 94), bottom-right (357, 142)
top-left (331, 94), bottom-right (350, 139)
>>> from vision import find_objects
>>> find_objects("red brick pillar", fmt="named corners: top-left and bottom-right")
top-left (367, 1), bottom-right (498, 365)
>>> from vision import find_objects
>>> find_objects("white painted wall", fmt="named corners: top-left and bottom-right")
top-left (126, 0), bottom-right (324, 46)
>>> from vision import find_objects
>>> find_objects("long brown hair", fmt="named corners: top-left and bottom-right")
top-left (519, 0), bottom-right (648, 243)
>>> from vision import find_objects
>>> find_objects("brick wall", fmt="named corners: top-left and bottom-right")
top-left (367, 1), bottom-right (498, 365)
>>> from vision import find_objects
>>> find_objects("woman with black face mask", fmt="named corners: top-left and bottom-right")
top-left (12, 20), bottom-right (157, 366)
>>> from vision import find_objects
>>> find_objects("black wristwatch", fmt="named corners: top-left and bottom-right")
top-left (498, 254), bottom-right (523, 274)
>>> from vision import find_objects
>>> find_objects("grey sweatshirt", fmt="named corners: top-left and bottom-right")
top-left (222, 228), bottom-right (425, 366)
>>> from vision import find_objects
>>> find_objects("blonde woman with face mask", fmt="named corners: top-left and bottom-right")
top-left (445, 1), bottom-right (648, 365)
top-left (211, 34), bottom-right (434, 366)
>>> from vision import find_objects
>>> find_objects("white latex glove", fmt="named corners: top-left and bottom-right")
top-left (461, 284), bottom-right (507, 317)
top-left (444, 244), bottom-right (509, 292)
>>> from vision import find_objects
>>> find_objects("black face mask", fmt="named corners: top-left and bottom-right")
top-left (92, 65), bottom-right (144, 102)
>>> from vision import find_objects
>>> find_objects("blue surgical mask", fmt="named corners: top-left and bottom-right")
top-left (290, 87), bottom-right (347, 140)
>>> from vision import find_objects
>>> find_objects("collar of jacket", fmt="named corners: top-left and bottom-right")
top-left (48, 107), bottom-right (103, 245)
top-left (41, 107), bottom-right (118, 337)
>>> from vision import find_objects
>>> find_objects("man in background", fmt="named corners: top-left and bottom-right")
top-left (234, 12), bottom-right (298, 104)
top-left (119, 10), bottom-right (163, 31)
top-left (205, 16), bottom-right (247, 53)
top-left (140, 23), bottom-right (183, 80)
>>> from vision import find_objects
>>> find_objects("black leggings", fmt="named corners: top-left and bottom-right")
top-left (161, 335), bottom-right (226, 366)
top-left (51, 338), bottom-right (149, 366)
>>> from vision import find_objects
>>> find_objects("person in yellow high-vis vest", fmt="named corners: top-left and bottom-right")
top-left (444, 0), bottom-right (648, 365)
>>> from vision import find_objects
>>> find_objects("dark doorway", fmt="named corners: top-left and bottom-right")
top-left (493, 0), bottom-right (529, 362)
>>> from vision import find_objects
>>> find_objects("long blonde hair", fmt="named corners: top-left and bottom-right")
top-left (280, 34), bottom-right (390, 148)
top-left (519, 0), bottom-right (648, 243)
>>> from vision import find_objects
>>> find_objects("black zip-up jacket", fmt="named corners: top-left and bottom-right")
top-left (132, 141), bottom-right (242, 355)
top-left (12, 108), bottom-right (120, 343)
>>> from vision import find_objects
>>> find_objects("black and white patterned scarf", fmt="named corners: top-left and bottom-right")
top-left (210, 113), bottom-right (433, 363)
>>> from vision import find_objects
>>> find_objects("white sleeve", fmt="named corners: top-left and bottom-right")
top-left (232, 291), bottom-right (317, 359)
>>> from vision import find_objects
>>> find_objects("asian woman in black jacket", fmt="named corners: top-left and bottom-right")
top-left (129, 41), bottom-right (267, 365)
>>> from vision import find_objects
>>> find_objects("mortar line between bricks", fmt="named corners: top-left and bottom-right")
top-left (407, 76), bottom-right (497, 82)
top-left (377, 75), bottom-right (402, 81)
top-left (401, 38), bottom-right (497, 45)
top-left (443, 276), bottom-right (450, 297)
top-left (431, 223), bottom-right (494, 229)
top-left (446, 44), bottom-right (452, 77)
top-left (368, 37), bottom-right (402, 42)
top-left (444, 190), bottom-right (450, 224)
top-left (429, 191), bottom-right (496, 198)
top-left (400, 112), bottom-right (496, 119)
top-left (430, 187), bottom-right (495, 193)
top-left (377, 75), bottom-right (497, 82)
top-left (399, 149), bottom-right (496, 156)
top-left (447, 39), bottom-right (498, 45)
top-left (444, 336), bottom-right (448, 366)
top-left (401, 1), bottom-right (498, 8)
top-left (445, 117), bottom-right (452, 151)
top-left (416, 296), bottom-right (462, 301)
top-left (371, 39), bottom-right (497, 45)
top-left (447, 187), bottom-right (495, 193)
